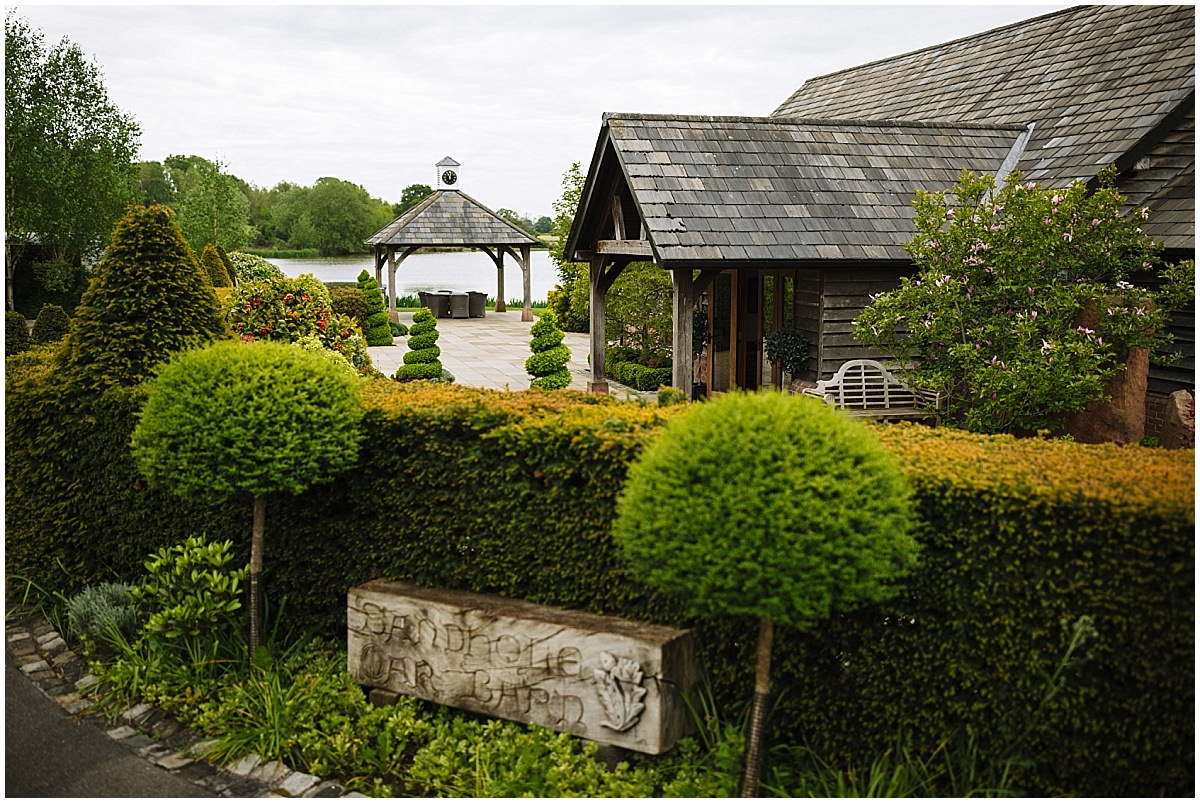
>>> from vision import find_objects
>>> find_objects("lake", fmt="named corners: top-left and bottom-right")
top-left (267, 250), bottom-right (562, 303)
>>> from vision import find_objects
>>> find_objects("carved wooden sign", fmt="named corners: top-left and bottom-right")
top-left (347, 579), bottom-right (695, 754)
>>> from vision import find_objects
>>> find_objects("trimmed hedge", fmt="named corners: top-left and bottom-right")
top-left (4, 370), bottom-right (1192, 796)
top-left (610, 360), bottom-right (673, 391)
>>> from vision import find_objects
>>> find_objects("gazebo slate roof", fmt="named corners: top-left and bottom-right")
top-left (571, 114), bottom-right (1025, 266)
top-left (367, 189), bottom-right (539, 248)
top-left (772, 4), bottom-right (1195, 249)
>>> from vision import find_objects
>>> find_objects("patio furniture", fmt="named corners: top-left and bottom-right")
top-left (450, 293), bottom-right (470, 318)
top-left (801, 359), bottom-right (942, 421)
top-left (468, 291), bottom-right (487, 318)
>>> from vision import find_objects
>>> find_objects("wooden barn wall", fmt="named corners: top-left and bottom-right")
top-left (816, 266), bottom-right (905, 379)
top-left (791, 269), bottom-right (822, 381)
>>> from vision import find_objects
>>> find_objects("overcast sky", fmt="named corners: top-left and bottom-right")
top-left (13, 3), bottom-right (1071, 219)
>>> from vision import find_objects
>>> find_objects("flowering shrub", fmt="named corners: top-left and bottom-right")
top-left (856, 169), bottom-right (1194, 434)
top-left (223, 273), bottom-right (372, 372)
top-left (227, 251), bottom-right (285, 283)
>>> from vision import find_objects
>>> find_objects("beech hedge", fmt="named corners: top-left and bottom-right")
top-left (4, 366), bottom-right (1192, 796)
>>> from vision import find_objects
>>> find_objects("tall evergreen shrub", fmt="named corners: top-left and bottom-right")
top-left (61, 204), bottom-right (229, 390)
top-left (356, 270), bottom-right (393, 346)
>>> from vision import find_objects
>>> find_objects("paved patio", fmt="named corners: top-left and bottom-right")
top-left (367, 310), bottom-right (652, 399)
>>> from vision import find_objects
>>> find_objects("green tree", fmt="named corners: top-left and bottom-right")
top-left (394, 183), bottom-right (434, 216)
top-left (291, 177), bottom-right (389, 255)
top-left (606, 262), bottom-right (674, 364)
top-left (855, 169), bottom-right (1194, 434)
top-left (5, 12), bottom-right (140, 310)
top-left (137, 161), bottom-right (176, 205)
top-left (130, 339), bottom-right (364, 654)
top-left (613, 391), bottom-right (919, 795)
top-left (173, 156), bottom-right (251, 254)
top-left (62, 204), bottom-right (228, 390)
top-left (497, 208), bottom-right (538, 236)
top-left (547, 163), bottom-right (590, 332)
top-left (534, 216), bottom-right (553, 234)
top-left (526, 310), bottom-right (572, 389)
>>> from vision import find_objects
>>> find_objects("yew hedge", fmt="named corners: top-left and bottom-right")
top-left (4, 365), bottom-right (1193, 796)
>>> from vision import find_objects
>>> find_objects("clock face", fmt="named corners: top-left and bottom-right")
top-left (441, 170), bottom-right (458, 186)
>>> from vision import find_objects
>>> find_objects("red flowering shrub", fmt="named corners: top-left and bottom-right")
top-left (223, 273), bottom-right (372, 372)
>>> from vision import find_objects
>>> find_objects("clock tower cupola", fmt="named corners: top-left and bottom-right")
top-left (436, 156), bottom-right (461, 191)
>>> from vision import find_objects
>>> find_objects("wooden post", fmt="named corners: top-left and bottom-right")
top-left (589, 255), bottom-right (609, 395)
top-left (495, 250), bottom-right (507, 313)
top-left (387, 247), bottom-right (399, 322)
top-left (520, 244), bottom-right (533, 322)
top-left (672, 269), bottom-right (694, 393)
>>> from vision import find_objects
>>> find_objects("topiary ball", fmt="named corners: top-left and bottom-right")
top-left (613, 391), bottom-right (919, 629)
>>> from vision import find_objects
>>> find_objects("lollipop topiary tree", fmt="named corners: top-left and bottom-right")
top-left (613, 392), bottom-right (920, 796)
top-left (130, 339), bottom-right (364, 656)
top-left (393, 307), bottom-right (444, 381)
top-left (526, 310), bottom-right (572, 389)
top-left (356, 270), bottom-right (393, 346)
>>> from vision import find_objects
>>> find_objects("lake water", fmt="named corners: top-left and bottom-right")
top-left (267, 250), bottom-right (561, 303)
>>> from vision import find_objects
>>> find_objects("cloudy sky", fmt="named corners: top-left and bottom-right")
top-left (13, 3), bottom-right (1069, 219)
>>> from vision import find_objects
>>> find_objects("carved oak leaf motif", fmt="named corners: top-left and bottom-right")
top-left (594, 651), bottom-right (647, 732)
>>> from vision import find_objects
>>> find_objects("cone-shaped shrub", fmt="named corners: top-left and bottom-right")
top-left (215, 245), bottom-right (238, 286)
top-left (613, 391), bottom-right (920, 794)
top-left (526, 310), bottom-right (572, 389)
top-left (201, 243), bottom-right (232, 287)
top-left (6, 310), bottom-right (32, 356)
top-left (356, 269), bottom-right (393, 345)
top-left (31, 303), bottom-right (70, 345)
top-left (393, 307), bottom-right (443, 381)
top-left (62, 204), bottom-right (228, 390)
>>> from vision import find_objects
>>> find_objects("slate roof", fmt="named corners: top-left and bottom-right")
top-left (367, 190), bottom-right (539, 248)
top-left (772, 4), bottom-right (1195, 249)
top-left (568, 114), bottom-right (1026, 266)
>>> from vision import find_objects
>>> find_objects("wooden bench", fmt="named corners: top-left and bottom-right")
top-left (801, 359), bottom-right (942, 421)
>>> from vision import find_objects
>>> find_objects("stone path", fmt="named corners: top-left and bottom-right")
top-left (5, 603), bottom-right (364, 798)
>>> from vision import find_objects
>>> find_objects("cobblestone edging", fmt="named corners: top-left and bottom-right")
top-left (5, 603), bottom-right (365, 798)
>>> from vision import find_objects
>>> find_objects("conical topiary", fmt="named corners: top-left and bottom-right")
top-left (201, 243), bottom-right (232, 288)
top-left (62, 204), bottom-right (228, 390)
top-left (526, 310), bottom-right (572, 389)
top-left (215, 244), bottom-right (238, 286)
top-left (356, 269), bottom-right (393, 346)
top-left (31, 303), bottom-right (71, 345)
top-left (393, 307), bottom-right (443, 381)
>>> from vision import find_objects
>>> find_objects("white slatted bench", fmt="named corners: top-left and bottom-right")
top-left (801, 359), bottom-right (942, 421)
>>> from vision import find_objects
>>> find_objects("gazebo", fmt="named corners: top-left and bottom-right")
top-left (366, 159), bottom-right (542, 322)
